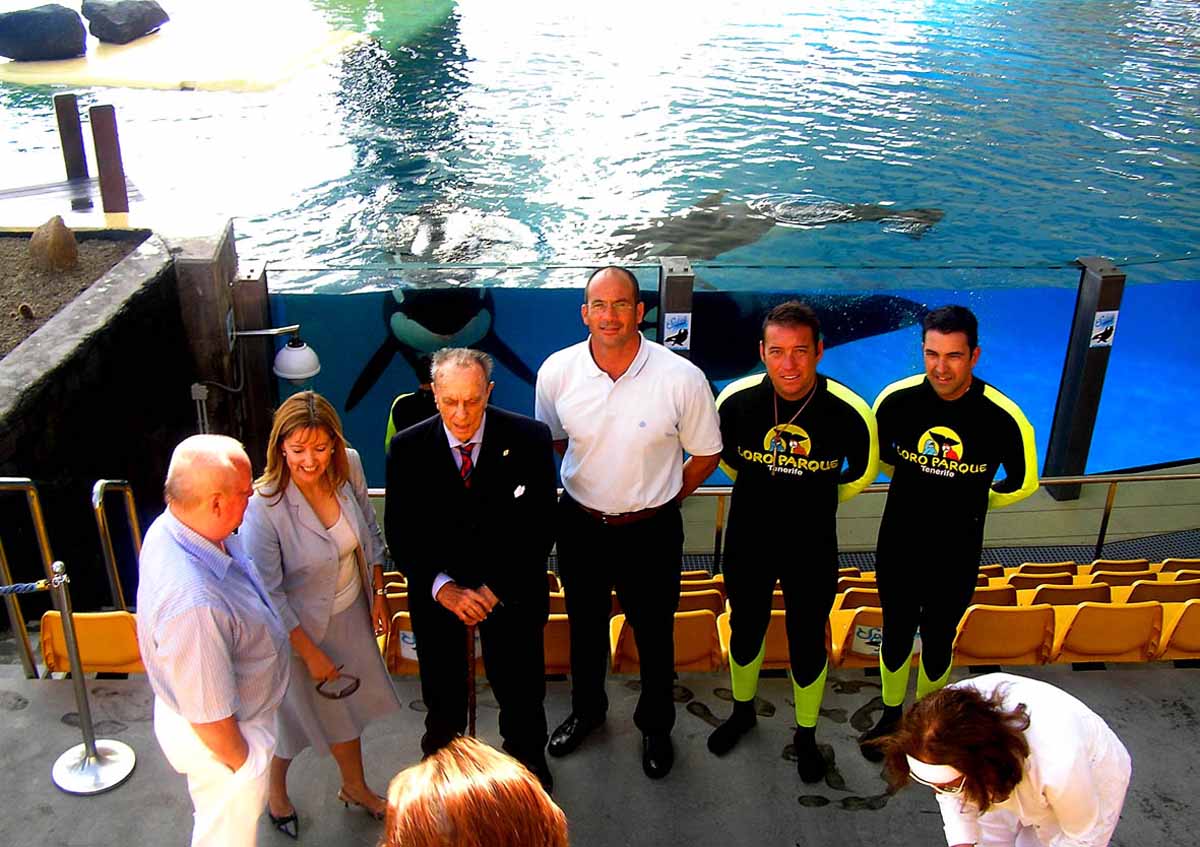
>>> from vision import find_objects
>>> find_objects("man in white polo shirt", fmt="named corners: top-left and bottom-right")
top-left (535, 265), bottom-right (722, 779)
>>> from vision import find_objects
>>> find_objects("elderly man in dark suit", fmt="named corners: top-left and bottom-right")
top-left (385, 347), bottom-right (557, 791)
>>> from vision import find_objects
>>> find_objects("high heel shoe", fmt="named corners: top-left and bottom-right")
top-left (268, 809), bottom-right (299, 840)
top-left (337, 788), bottom-right (385, 821)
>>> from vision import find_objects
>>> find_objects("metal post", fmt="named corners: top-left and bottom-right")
top-left (1043, 257), bottom-right (1126, 500)
top-left (48, 561), bottom-right (137, 795)
top-left (0, 538), bottom-right (38, 679)
top-left (53, 93), bottom-right (89, 182)
top-left (1093, 482), bottom-right (1120, 561)
top-left (91, 480), bottom-right (142, 612)
top-left (657, 257), bottom-right (695, 358)
top-left (89, 105), bottom-right (130, 214)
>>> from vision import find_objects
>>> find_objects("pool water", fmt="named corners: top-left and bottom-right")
top-left (2, 0), bottom-right (1198, 476)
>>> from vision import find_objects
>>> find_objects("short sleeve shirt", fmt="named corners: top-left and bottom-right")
top-left (535, 334), bottom-right (722, 513)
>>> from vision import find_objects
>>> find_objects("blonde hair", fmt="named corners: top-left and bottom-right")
top-left (384, 737), bottom-right (567, 847)
top-left (256, 391), bottom-right (350, 500)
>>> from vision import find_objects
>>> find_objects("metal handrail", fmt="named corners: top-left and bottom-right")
top-left (369, 470), bottom-right (1200, 567)
top-left (0, 478), bottom-right (63, 679)
top-left (92, 480), bottom-right (142, 613)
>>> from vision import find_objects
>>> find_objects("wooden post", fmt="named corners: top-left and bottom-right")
top-left (233, 263), bottom-right (280, 474)
top-left (53, 93), bottom-right (88, 182)
top-left (89, 105), bottom-right (129, 214)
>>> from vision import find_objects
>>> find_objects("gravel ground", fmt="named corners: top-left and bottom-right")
top-left (0, 234), bottom-right (140, 359)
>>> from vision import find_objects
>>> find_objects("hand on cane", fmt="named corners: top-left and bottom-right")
top-left (436, 582), bottom-right (497, 625)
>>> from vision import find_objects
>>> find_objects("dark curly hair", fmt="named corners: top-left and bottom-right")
top-left (883, 683), bottom-right (1031, 812)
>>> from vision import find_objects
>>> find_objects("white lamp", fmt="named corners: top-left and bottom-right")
top-left (273, 336), bottom-right (321, 382)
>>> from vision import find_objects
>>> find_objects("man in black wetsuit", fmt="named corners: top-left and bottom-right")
top-left (707, 301), bottom-right (877, 782)
top-left (385, 355), bottom-right (437, 454)
top-left (858, 305), bottom-right (1038, 761)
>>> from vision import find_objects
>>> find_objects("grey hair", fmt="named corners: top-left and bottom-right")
top-left (430, 347), bottom-right (494, 386)
top-left (164, 434), bottom-right (248, 507)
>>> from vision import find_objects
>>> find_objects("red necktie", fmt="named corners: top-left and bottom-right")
top-left (458, 444), bottom-right (474, 487)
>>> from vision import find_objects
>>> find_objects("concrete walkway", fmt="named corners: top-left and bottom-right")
top-left (0, 665), bottom-right (1194, 846)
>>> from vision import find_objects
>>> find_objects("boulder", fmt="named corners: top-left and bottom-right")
top-left (0, 5), bottom-right (86, 61)
top-left (28, 216), bottom-right (79, 272)
top-left (81, 0), bottom-right (168, 45)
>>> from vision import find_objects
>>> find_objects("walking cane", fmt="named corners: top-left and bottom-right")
top-left (466, 623), bottom-right (477, 737)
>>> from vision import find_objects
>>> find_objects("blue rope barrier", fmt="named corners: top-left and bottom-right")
top-left (0, 579), bottom-right (51, 595)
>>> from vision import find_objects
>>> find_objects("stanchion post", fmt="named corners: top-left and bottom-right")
top-left (48, 561), bottom-right (137, 795)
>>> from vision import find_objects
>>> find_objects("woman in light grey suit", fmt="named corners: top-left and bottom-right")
top-left (243, 391), bottom-right (400, 837)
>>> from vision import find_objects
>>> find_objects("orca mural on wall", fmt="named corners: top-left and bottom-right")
top-left (343, 285), bottom-right (928, 412)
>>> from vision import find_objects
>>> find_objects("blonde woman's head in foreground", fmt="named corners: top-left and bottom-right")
top-left (384, 737), bottom-right (567, 847)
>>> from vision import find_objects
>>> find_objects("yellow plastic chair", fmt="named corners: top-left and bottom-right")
top-left (838, 587), bottom-right (882, 610)
top-left (829, 606), bottom-right (885, 668)
top-left (543, 614), bottom-right (571, 675)
top-left (1087, 558), bottom-right (1150, 574)
top-left (548, 591), bottom-right (568, 614)
top-left (1156, 599), bottom-right (1200, 661)
top-left (1007, 572), bottom-right (1073, 590)
top-left (1051, 601), bottom-right (1162, 663)
top-left (385, 612), bottom-right (420, 674)
top-left (1158, 558), bottom-right (1200, 573)
top-left (1018, 561), bottom-right (1079, 576)
top-left (970, 584), bottom-right (1018, 607)
top-left (680, 569), bottom-right (713, 581)
top-left (546, 571), bottom-right (561, 593)
top-left (40, 610), bottom-right (144, 674)
top-left (1088, 569), bottom-right (1157, 587)
top-left (674, 577), bottom-right (725, 599)
top-left (385, 591), bottom-right (408, 616)
top-left (1029, 583), bottom-right (1111, 606)
top-left (382, 570), bottom-right (406, 585)
top-left (771, 590), bottom-right (787, 610)
top-left (609, 610), bottom-right (722, 673)
top-left (383, 580), bottom-right (407, 593)
top-left (978, 564), bottom-right (1004, 579)
top-left (1127, 579), bottom-right (1200, 604)
top-left (838, 566), bottom-right (861, 578)
top-left (716, 609), bottom-right (813, 671)
top-left (1175, 570), bottom-right (1200, 583)
top-left (678, 589), bottom-right (724, 616)
top-left (952, 605), bottom-right (1054, 666)
top-left (838, 575), bottom-right (876, 593)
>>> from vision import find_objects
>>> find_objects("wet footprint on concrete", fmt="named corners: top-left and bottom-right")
top-left (818, 745), bottom-right (848, 791)
top-left (408, 699), bottom-right (427, 712)
top-left (89, 686), bottom-right (153, 721)
top-left (850, 695), bottom-right (885, 732)
top-left (0, 691), bottom-right (29, 711)
top-left (686, 701), bottom-right (723, 729)
top-left (625, 680), bottom-right (641, 692)
top-left (830, 678), bottom-right (882, 695)
top-left (839, 793), bottom-right (890, 811)
top-left (797, 795), bottom-right (830, 808)
top-left (819, 707), bottom-right (847, 724)
top-left (61, 713), bottom-right (126, 735)
top-left (673, 685), bottom-right (694, 703)
top-left (715, 688), bottom-right (776, 717)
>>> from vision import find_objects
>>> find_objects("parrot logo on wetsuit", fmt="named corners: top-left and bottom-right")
top-left (765, 425), bottom-right (810, 457)
top-left (918, 427), bottom-right (963, 460)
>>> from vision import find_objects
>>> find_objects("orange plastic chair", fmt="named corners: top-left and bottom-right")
top-left (678, 589), bottom-right (725, 616)
top-left (1127, 579), bottom-right (1200, 604)
top-left (1156, 599), bottom-right (1200, 661)
top-left (1158, 558), bottom-right (1200, 573)
top-left (1029, 583), bottom-right (1111, 605)
top-left (829, 606), bottom-right (885, 668)
top-left (1007, 572), bottom-right (1073, 590)
top-left (839, 587), bottom-right (882, 610)
top-left (40, 610), bottom-right (144, 674)
top-left (1051, 601), bottom-right (1162, 663)
top-left (1088, 558), bottom-right (1150, 573)
top-left (543, 614), bottom-right (571, 675)
top-left (610, 610), bottom-right (722, 673)
top-left (1088, 569), bottom-right (1157, 587)
top-left (953, 605), bottom-right (1054, 666)
top-left (970, 585), bottom-right (1017, 607)
top-left (1017, 561), bottom-right (1079, 576)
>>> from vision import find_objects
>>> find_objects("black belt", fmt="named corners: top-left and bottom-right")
top-left (575, 502), bottom-right (666, 527)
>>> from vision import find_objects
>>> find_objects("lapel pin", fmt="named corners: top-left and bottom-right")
top-left (513, 485), bottom-right (525, 498)
top-left (503, 449), bottom-right (510, 457)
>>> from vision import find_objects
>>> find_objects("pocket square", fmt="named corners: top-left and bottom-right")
top-left (513, 485), bottom-right (526, 498)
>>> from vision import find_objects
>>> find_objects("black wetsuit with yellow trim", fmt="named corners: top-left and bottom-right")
top-left (717, 373), bottom-right (877, 684)
top-left (872, 374), bottom-right (1038, 676)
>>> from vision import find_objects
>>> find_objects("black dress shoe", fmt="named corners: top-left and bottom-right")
top-left (642, 733), bottom-right (674, 779)
top-left (858, 704), bottom-right (903, 763)
top-left (547, 713), bottom-right (603, 758)
top-left (502, 742), bottom-right (555, 795)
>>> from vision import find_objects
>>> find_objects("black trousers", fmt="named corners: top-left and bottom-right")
top-left (410, 595), bottom-right (548, 765)
top-left (723, 541), bottom-right (837, 687)
top-left (875, 542), bottom-right (981, 679)
top-left (557, 493), bottom-right (683, 735)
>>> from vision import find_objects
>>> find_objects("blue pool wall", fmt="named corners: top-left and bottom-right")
top-left (271, 280), bottom-right (1200, 488)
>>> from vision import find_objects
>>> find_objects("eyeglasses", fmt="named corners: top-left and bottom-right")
top-left (315, 666), bottom-right (361, 700)
top-left (908, 771), bottom-right (965, 795)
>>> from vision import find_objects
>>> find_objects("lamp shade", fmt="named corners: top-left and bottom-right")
top-left (273, 338), bottom-right (320, 382)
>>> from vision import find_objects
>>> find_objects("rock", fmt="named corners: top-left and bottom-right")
top-left (18, 303), bottom-right (35, 319)
top-left (0, 5), bottom-right (86, 61)
top-left (81, 0), bottom-right (168, 45)
top-left (28, 216), bottom-right (79, 272)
